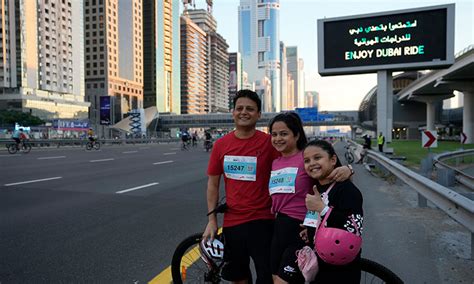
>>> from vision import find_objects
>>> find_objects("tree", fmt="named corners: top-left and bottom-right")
top-left (0, 110), bottom-right (45, 127)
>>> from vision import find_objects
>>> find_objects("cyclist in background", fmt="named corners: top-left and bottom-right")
top-left (204, 131), bottom-right (212, 149)
top-left (87, 128), bottom-right (95, 142)
top-left (12, 128), bottom-right (26, 150)
top-left (181, 130), bottom-right (190, 150)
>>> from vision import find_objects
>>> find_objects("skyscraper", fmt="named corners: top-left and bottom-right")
top-left (180, 15), bottom-right (208, 114)
top-left (0, 0), bottom-right (89, 119)
top-left (228, 52), bottom-right (242, 110)
top-left (84, 0), bottom-right (143, 125)
top-left (239, 0), bottom-right (280, 112)
top-left (143, 0), bottom-right (181, 114)
top-left (186, 7), bottom-right (229, 113)
top-left (305, 91), bottom-right (319, 109)
top-left (287, 46), bottom-right (304, 108)
top-left (280, 41), bottom-right (288, 110)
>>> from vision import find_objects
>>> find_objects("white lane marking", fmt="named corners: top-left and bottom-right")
top-left (90, 158), bottom-right (115, 163)
top-left (0, 155), bottom-right (16, 157)
top-left (116, 182), bottom-right (159, 194)
top-left (163, 152), bottom-right (176, 155)
top-left (38, 156), bottom-right (66, 160)
top-left (153, 160), bottom-right (173, 165)
top-left (122, 151), bottom-right (138, 154)
top-left (4, 176), bottom-right (62, 187)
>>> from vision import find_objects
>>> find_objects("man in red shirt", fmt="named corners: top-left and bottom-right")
top-left (203, 90), bottom-right (352, 283)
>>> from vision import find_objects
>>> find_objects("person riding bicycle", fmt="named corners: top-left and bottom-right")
top-left (12, 128), bottom-right (28, 150)
top-left (87, 128), bottom-right (95, 143)
top-left (181, 130), bottom-right (190, 149)
top-left (204, 131), bottom-right (212, 149)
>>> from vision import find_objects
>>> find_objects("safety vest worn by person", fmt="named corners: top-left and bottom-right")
top-left (377, 135), bottom-right (384, 145)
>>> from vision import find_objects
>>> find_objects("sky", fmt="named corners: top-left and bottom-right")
top-left (205, 0), bottom-right (473, 111)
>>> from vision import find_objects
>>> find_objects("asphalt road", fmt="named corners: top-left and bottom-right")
top-left (0, 142), bottom-right (472, 283)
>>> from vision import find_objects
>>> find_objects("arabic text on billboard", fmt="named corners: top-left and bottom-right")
top-left (318, 4), bottom-right (454, 75)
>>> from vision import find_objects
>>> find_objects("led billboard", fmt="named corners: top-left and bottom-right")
top-left (317, 4), bottom-right (454, 76)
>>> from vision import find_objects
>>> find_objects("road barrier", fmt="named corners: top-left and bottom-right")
top-left (367, 149), bottom-right (474, 259)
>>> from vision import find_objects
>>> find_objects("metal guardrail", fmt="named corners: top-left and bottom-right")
top-left (433, 149), bottom-right (474, 191)
top-left (367, 150), bottom-right (474, 258)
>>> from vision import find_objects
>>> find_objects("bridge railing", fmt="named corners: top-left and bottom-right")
top-left (0, 138), bottom-right (180, 148)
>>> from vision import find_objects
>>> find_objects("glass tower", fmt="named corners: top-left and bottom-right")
top-left (239, 0), bottom-right (281, 112)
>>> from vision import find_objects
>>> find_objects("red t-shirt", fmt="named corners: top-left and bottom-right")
top-left (207, 130), bottom-right (279, 227)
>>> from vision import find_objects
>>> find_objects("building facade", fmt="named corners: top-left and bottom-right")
top-left (0, 0), bottom-right (89, 120)
top-left (280, 41), bottom-right (288, 111)
top-left (180, 15), bottom-right (207, 114)
top-left (143, 0), bottom-right (180, 114)
top-left (305, 91), bottom-right (319, 109)
top-left (84, 0), bottom-right (143, 125)
top-left (286, 46), bottom-right (304, 108)
top-left (186, 8), bottom-right (229, 113)
top-left (228, 52), bottom-right (242, 110)
top-left (239, 0), bottom-right (280, 112)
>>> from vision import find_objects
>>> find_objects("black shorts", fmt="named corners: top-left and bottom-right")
top-left (270, 213), bottom-right (310, 283)
top-left (222, 219), bottom-right (274, 283)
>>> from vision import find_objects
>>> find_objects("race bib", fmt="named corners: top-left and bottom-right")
top-left (303, 210), bottom-right (319, 228)
top-left (223, 155), bottom-right (257, 181)
top-left (269, 167), bottom-right (298, 195)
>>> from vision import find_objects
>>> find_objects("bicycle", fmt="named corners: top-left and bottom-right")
top-left (171, 204), bottom-right (404, 284)
top-left (345, 144), bottom-right (355, 164)
top-left (204, 140), bottom-right (213, 152)
top-left (86, 140), bottom-right (101, 150)
top-left (7, 140), bottom-right (32, 154)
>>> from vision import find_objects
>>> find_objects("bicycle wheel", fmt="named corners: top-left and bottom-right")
top-left (360, 258), bottom-right (404, 284)
top-left (93, 141), bottom-right (101, 150)
top-left (22, 143), bottom-right (32, 154)
top-left (345, 151), bottom-right (354, 164)
top-left (7, 144), bottom-right (18, 154)
top-left (171, 233), bottom-right (224, 284)
top-left (86, 142), bottom-right (93, 150)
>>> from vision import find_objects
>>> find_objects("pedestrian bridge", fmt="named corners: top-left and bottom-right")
top-left (157, 111), bottom-right (359, 129)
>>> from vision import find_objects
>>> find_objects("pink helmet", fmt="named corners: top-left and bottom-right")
top-left (314, 207), bottom-right (362, 265)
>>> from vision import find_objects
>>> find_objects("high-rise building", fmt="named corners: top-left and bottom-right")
top-left (280, 41), bottom-right (288, 110)
top-left (143, 0), bottom-right (180, 114)
top-left (0, 0), bottom-right (89, 119)
top-left (186, 7), bottom-right (229, 113)
top-left (84, 0), bottom-right (143, 125)
top-left (255, 77), bottom-right (272, 113)
top-left (180, 15), bottom-right (207, 114)
top-left (287, 46), bottom-right (304, 108)
top-left (228, 52), bottom-right (242, 110)
top-left (239, 0), bottom-right (280, 112)
top-left (305, 91), bottom-right (319, 109)
top-left (287, 73), bottom-right (295, 110)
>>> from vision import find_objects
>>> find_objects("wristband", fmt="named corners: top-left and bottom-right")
top-left (320, 206), bottom-right (330, 216)
top-left (347, 164), bottom-right (354, 176)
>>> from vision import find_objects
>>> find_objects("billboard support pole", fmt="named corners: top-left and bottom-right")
top-left (377, 70), bottom-right (393, 144)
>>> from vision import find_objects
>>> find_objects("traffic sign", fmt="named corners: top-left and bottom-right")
top-left (461, 132), bottom-right (467, 144)
top-left (422, 130), bottom-right (437, 148)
